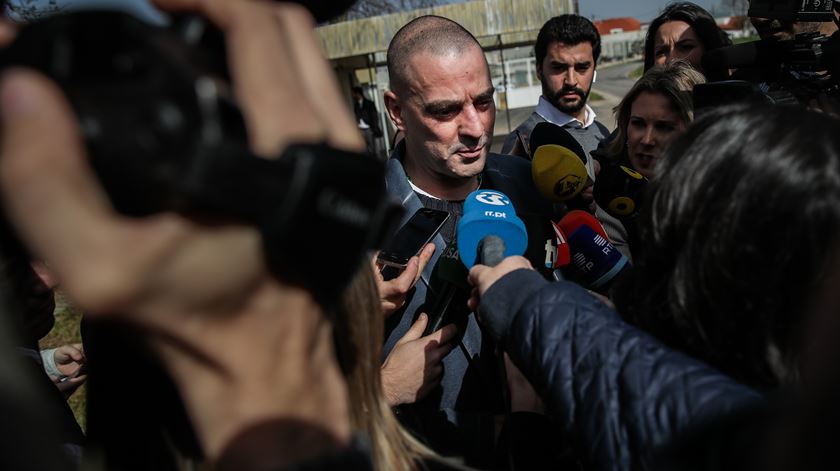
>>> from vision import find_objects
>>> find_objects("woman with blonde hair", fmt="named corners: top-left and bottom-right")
top-left (606, 61), bottom-right (706, 179)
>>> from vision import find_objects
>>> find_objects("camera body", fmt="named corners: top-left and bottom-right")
top-left (0, 10), bottom-right (400, 304)
top-left (747, 0), bottom-right (836, 22)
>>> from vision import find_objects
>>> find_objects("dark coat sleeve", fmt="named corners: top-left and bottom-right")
top-left (479, 269), bottom-right (764, 471)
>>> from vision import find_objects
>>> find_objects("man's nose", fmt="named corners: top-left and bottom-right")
top-left (459, 106), bottom-right (486, 140)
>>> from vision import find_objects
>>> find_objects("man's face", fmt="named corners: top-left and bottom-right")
top-left (387, 46), bottom-right (495, 181)
top-left (537, 41), bottom-right (595, 118)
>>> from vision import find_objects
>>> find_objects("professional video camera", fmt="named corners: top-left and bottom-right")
top-left (0, 0), bottom-right (398, 304)
top-left (698, 0), bottom-right (839, 108)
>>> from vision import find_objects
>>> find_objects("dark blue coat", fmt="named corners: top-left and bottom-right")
top-left (479, 268), bottom-right (764, 471)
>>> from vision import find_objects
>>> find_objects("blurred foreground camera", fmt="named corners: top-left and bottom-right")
top-left (0, 10), bottom-right (400, 304)
top-left (700, 0), bottom-right (839, 108)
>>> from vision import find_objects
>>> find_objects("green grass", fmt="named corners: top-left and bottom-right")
top-left (589, 90), bottom-right (604, 102)
top-left (629, 64), bottom-right (644, 79)
top-left (40, 292), bottom-right (86, 431)
top-left (733, 35), bottom-right (760, 44)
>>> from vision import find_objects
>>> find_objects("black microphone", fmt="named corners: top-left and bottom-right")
top-left (593, 164), bottom-right (648, 222)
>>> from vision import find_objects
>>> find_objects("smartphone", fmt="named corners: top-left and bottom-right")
top-left (377, 208), bottom-right (450, 269)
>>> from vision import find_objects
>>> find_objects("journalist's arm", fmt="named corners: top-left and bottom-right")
top-left (469, 257), bottom-right (763, 471)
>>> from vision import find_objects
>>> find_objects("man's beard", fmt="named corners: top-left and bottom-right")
top-left (545, 84), bottom-right (590, 115)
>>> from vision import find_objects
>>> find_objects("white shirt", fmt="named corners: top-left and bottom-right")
top-left (534, 96), bottom-right (598, 179)
top-left (534, 95), bottom-right (597, 129)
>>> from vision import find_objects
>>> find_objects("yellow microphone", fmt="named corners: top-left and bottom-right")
top-left (531, 144), bottom-right (589, 202)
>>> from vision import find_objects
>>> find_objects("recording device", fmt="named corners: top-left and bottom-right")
top-left (423, 238), bottom-right (470, 336)
top-left (378, 208), bottom-right (449, 269)
top-left (529, 122), bottom-right (591, 202)
top-left (456, 190), bottom-right (528, 269)
top-left (701, 0), bottom-right (840, 104)
top-left (593, 164), bottom-right (648, 221)
top-left (556, 210), bottom-right (629, 293)
top-left (0, 8), bottom-right (400, 304)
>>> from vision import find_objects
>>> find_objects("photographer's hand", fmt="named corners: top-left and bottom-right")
top-left (0, 0), bottom-right (360, 466)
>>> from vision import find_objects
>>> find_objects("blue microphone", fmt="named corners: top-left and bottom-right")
top-left (457, 190), bottom-right (528, 268)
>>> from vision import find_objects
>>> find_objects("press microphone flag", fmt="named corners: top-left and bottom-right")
top-left (457, 190), bottom-right (528, 269)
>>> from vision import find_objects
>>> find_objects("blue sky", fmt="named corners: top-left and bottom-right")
top-left (579, 0), bottom-right (723, 21)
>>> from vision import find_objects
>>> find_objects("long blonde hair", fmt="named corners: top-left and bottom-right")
top-left (334, 265), bottom-right (438, 471)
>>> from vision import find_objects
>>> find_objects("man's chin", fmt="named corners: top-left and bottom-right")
top-left (551, 98), bottom-right (585, 115)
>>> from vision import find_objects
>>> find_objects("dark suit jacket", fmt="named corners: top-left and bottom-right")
top-left (382, 144), bottom-right (553, 466)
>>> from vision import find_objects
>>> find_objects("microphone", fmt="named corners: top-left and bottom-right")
top-left (529, 121), bottom-right (588, 162)
top-left (557, 210), bottom-right (629, 293)
top-left (593, 164), bottom-right (648, 221)
top-left (529, 122), bottom-right (592, 203)
top-left (543, 221), bottom-right (571, 269)
top-left (532, 145), bottom-right (590, 202)
top-left (457, 190), bottom-right (528, 269)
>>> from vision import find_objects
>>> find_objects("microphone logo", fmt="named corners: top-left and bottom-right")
top-left (554, 174), bottom-right (586, 200)
top-left (474, 191), bottom-right (510, 206)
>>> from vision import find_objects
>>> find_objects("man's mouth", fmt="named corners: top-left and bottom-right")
top-left (458, 145), bottom-right (485, 159)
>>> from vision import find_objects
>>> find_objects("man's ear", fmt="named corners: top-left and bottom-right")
top-left (384, 90), bottom-right (406, 132)
top-left (534, 61), bottom-right (543, 83)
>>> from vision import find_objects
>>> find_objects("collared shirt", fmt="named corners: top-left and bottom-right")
top-left (534, 95), bottom-right (598, 179)
top-left (534, 95), bottom-right (598, 129)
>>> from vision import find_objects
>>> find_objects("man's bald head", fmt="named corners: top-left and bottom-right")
top-left (387, 15), bottom-right (485, 94)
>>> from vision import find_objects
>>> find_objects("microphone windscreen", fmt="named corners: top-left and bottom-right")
top-left (557, 209), bottom-right (608, 240)
top-left (532, 144), bottom-right (589, 202)
top-left (551, 221), bottom-right (571, 268)
top-left (565, 224), bottom-right (628, 290)
top-left (457, 190), bottom-right (528, 269)
top-left (529, 122), bottom-right (587, 163)
top-left (593, 164), bottom-right (647, 220)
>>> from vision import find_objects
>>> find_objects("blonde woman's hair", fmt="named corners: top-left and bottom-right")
top-left (608, 61), bottom-right (706, 159)
top-left (334, 265), bottom-right (439, 471)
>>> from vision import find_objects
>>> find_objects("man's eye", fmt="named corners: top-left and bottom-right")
top-left (475, 99), bottom-right (493, 110)
top-left (431, 109), bottom-right (458, 119)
